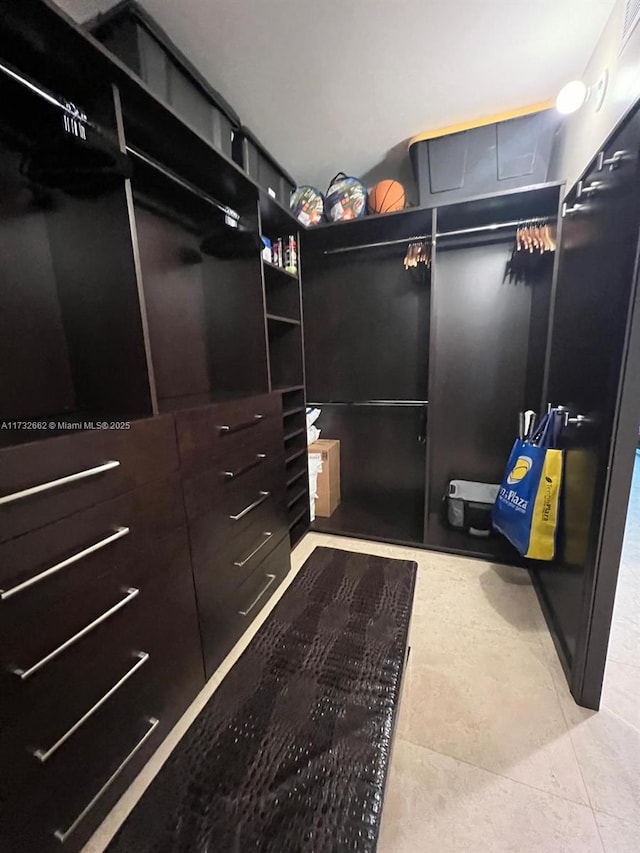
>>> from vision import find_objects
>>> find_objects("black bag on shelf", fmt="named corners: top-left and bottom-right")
top-left (445, 480), bottom-right (500, 538)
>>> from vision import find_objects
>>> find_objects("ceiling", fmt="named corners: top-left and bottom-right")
top-left (56, 0), bottom-right (616, 191)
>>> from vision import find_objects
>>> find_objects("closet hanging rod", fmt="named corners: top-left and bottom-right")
top-left (321, 216), bottom-right (557, 254)
top-left (307, 400), bottom-right (428, 407)
top-left (125, 145), bottom-right (239, 220)
top-left (0, 58), bottom-right (102, 129)
top-left (436, 216), bottom-right (556, 240)
top-left (322, 235), bottom-right (430, 255)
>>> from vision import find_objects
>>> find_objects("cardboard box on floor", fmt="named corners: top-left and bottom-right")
top-left (308, 439), bottom-right (341, 517)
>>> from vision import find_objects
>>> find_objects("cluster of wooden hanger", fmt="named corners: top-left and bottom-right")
top-left (515, 219), bottom-right (556, 254)
top-left (506, 218), bottom-right (557, 284)
top-left (403, 240), bottom-right (431, 270)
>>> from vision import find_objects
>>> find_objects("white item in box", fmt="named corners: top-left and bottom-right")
top-left (306, 408), bottom-right (321, 429)
top-left (308, 452), bottom-right (323, 523)
top-left (307, 424), bottom-right (321, 445)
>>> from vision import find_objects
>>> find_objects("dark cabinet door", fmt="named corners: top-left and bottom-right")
top-left (535, 111), bottom-right (640, 708)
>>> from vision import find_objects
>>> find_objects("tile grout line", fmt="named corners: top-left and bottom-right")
top-left (407, 613), bottom-right (556, 656)
top-left (392, 735), bottom-right (602, 813)
top-left (540, 642), bottom-right (607, 849)
top-left (592, 812), bottom-right (609, 853)
top-left (593, 806), bottom-right (640, 831)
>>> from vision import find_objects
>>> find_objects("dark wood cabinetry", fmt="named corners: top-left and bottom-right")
top-left (176, 393), bottom-right (289, 679)
top-left (0, 416), bottom-right (178, 542)
top-left (531, 112), bottom-right (640, 707)
top-left (302, 187), bottom-right (561, 554)
top-left (0, 395), bottom-right (291, 851)
top-left (0, 5), bottom-right (303, 850)
top-left (1, 525), bottom-right (203, 853)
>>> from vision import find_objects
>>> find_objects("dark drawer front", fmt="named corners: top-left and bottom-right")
top-left (192, 507), bottom-right (288, 606)
top-left (182, 452), bottom-right (285, 522)
top-left (0, 527), bottom-right (204, 853)
top-left (189, 479), bottom-right (287, 574)
top-left (0, 416), bottom-right (178, 543)
top-left (174, 393), bottom-right (281, 470)
top-left (0, 476), bottom-right (186, 669)
top-left (199, 535), bottom-right (291, 678)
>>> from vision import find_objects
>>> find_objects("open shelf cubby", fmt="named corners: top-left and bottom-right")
top-left (268, 322), bottom-right (304, 390)
top-left (129, 152), bottom-right (269, 412)
top-left (264, 276), bottom-right (302, 322)
top-left (0, 69), bottom-right (153, 446)
top-left (262, 259), bottom-right (298, 280)
top-left (290, 509), bottom-right (311, 549)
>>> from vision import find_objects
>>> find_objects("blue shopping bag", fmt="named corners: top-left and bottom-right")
top-left (492, 411), bottom-right (564, 560)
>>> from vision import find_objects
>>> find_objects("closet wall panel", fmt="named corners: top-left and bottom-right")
top-left (0, 147), bottom-right (76, 420)
top-left (533, 110), bottom-right (640, 699)
top-left (134, 205), bottom-right (211, 407)
top-left (312, 404), bottom-right (426, 544)
top-left (203, 255), bottom-right (270, 399)
top-left (303, 250), bottom-right (430, 402)
top-left (47, 187), bottom-right (153, 417)
top-left (428, 241), bottom-right (533, 511)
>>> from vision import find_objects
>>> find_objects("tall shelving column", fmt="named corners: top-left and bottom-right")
top-left (259, 194), bottom-right (310, 548)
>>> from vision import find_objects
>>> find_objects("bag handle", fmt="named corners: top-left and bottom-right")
top-left (327, 172), bottom-right (349, 192)
top-left (528, 408), bottom-right (564, 448)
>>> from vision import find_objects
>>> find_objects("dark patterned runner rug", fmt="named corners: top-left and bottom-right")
top-left (107, 546), bottom-right (417, 853)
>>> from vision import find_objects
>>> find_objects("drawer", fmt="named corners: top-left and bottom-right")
top-left (174, 393), bottom-right (282, 470)
top-left (182, 452), bottom-right (285, 522)
top-left (0, 527), bottom-right (204, 853)
top-left (192, 509), bottom-right (288, 605)
top-left (188, 480), bottom-right (287, 574)
top-left (0, 415), bottom-right (178, 543)
top-left (199, 534), bottom-right (291, 678)
top-left (0, 476), bottom-right (186, 669)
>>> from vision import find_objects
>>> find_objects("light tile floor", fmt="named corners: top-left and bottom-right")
top-left (83, 528), bottom-right (640, 853)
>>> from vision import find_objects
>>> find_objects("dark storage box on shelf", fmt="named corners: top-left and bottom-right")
top-left (409, 108), bottom-right (561, 206)
top-left (233, 126), bottom-right (296, 207)
top-left (88, 0), bottom-right (239, 160)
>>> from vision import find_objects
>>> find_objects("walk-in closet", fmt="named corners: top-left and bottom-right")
top-left (2, 1), bottom-right (640, 851)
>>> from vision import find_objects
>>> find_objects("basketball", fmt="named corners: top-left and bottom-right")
top-left (368, 179), bottom-right (405, 214)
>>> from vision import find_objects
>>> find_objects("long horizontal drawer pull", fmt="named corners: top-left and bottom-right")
top-left (12, 587), bottom-right (139, 681)
top-left (224, 453), bottom-right (266, 480)
top-left (34, 652), bottom-right (149, 763)
top-left (0, 460), bottom-right (120, 507)
top-left (0, 527), bottom-right (130, 601)
top-left (234, 531), bottom-right (273, 567)
top-left (229, 490), bottom-right (270, 521)
top-left (219, 413), bottom-right (263, 434)
top-left (239, 573), bottom-right (276, 616)
top-left (53, 716), bottom-right (159, 843)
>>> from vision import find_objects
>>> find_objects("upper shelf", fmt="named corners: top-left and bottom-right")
top-left (259, 190), bottom-right (300, 236)
top-left (262, 259), bottom-right (299, 281)
top-left (302, 205), bottom-right (434, 255)
top-left (0, 0), bottom-right (293, 220)
top-left (302, 181), bottom-right (564, 254)
top-left (435, 181), bottom-right (564, 235)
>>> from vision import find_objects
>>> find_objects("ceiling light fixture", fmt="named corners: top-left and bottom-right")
top-left (556, 80), bottom-right (589, 114)
top-left (556, 71), bottom-right (609, 115)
